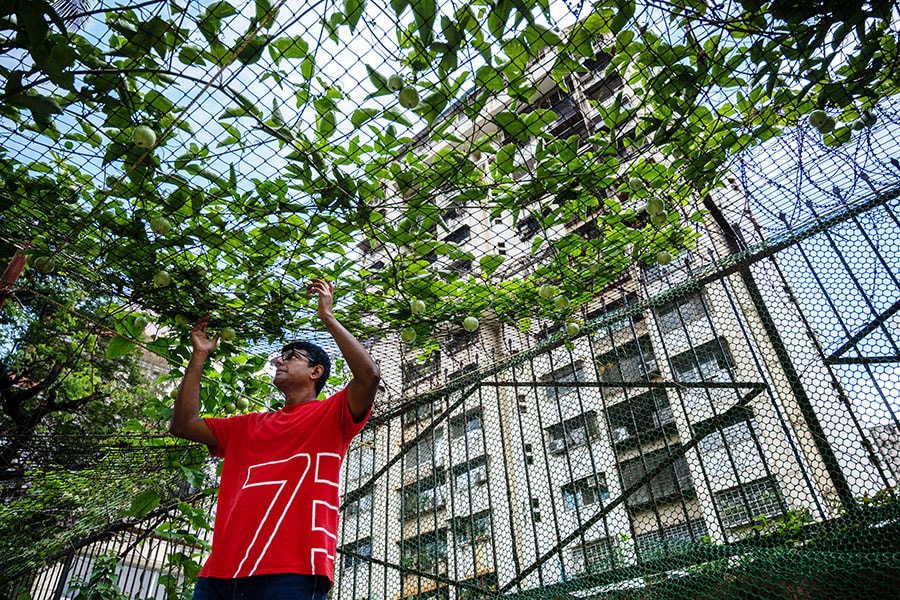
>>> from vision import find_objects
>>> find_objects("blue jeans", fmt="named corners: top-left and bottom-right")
top-left (192, 574), bottom-right (330, 600)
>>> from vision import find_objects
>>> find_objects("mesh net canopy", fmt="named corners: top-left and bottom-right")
top-left (1, 0), bottom-right (900, 599)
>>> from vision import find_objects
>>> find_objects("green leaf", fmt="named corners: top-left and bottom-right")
top-left (106, 335), bottom-right (135, 358)
top-left (610, 0), bottom-right (635, 33)
top-left (344, 0), bottom-right (365, 32)
top-left (269, 35), bottom-right (308, 63)
top-left (351, 107), bottom-right (381, 128)
top-left (476, 65), bottom-right (505, 91)
top-left (217, 122), bottom-right (242, 147)
top-left (496, 143), bottom-right (516, 175)
top-left (301, 55), bottom-right (315, 80)
top-left (391, 0), bottom-right (408, 16)
top-left (479, 254), bottom-right (506, 277)
top-left (412, 0), bottom-right (438, 46)
top-left (124, 490), bottom-right (161, 517)
top-left (20, 93), bottom-right (62, 118)
top-left (494, 111), bottom-right (528, 140)
top-left (365, 64), bottom-right (392, 97)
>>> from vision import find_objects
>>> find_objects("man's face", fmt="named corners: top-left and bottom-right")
top-left (271, 348), bottom-right (319, 391)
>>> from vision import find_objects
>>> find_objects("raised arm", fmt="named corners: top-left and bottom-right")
top-left (310, 279), bottom-right (380, 422)
top-left (169, 315), bottom-right (220, 447)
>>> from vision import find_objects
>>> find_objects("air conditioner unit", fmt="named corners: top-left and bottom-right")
top-left (613, 427), bottom-right (630, 442)
top-left (550, 438), bottom-right (566, 453)
top-left (474, 471), bottom-right (488, 485)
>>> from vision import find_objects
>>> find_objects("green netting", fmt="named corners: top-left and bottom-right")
top-left (2, 0), bottom-right (900, 599)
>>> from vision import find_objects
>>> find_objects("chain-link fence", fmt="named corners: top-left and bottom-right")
top-left (2, 0), bottom-right (899, 598)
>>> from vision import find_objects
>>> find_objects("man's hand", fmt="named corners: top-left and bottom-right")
top-left (190, 314), bottom-right (219, 357)
top-left (308, 278), bottom-right (380, 423)
top-left (308, 278), bottom-right (335, 322)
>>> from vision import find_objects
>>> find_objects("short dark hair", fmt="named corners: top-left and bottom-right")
top-left (281, 341), bottom-right (331, 395)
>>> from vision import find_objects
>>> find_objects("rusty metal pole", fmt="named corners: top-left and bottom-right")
top-left (0, 247), bottom-right (29, 310)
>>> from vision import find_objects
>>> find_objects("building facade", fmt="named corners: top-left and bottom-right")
top-left (333, 44), bottom-right (888, 600)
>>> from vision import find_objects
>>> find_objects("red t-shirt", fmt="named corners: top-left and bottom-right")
top-left (199, 388), bottom-right (369, 582)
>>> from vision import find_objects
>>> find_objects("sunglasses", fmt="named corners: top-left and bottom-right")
top-left (270, 349), bottom-right (314, 366)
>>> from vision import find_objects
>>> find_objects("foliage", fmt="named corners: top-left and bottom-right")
top-left (67, 553), bottom-right (127, 600)
top-left (0, 0), bottom-right (898, 584)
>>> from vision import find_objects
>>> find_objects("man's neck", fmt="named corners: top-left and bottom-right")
top-left (282, 389), bottom-right (318, 406)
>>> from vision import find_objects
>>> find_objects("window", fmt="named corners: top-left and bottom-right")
top-left (458, 574), bottom-right (498, 600)
top-left (699, 419), bottom-right (755, 453)
top-left (586, 294), bottom-right (640, 334)
top-left (541, 360), bottom-right (585, 401)
top-left (546, 411), bottom-right (600, 453)
top-left (656, 292), bottom-right (706, 333)
top-left (345, 430), bottom-right (376, 481)
top-left (607, 389), bottom-right (674, 443)
top-left (454, 457), bottom-right (487, 490)
top-left (597, 337), bottom-right (657, 383)
top-left (635, 520), bottom-right (708, 560)
top-left (401, 473), bottom-right (447, 518)
top-left (562, 474), bottom-right (609, 510)
top-left (445, 225), bottom-right (471, 245)
top-left (575, 538), bottom-right (616, 573)
top-left (655, 292), bottom-right (707, 334)
top-left (446, 332), bottom-right (477, 356)
top-left (340, 537), bottom-right (372, 569)
top-left (402, 353), bottom-right (441, 387)
top-left (400, 529), bottom-right (448, 573)
top-left (620, 449), bottom-right (694, 509)
top-left (344, 492), bottom-right (373, 516)
top-left (715, 477), bottom-right (784, 527)
top-left (517, 215), bottom-right (540, 241)
top-left (450, 410), bottom-right (482, 439)
top-left (452, 510), bottom-right (491, 545)
top-left (404, 429), bottom-right (444, 471)
top-left (403, 400), bottom-right (438, 426)
top-left (671, 338), bottom-right (734, 382)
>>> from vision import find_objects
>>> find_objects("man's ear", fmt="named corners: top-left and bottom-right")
top-left (310, 364), bottom-right (325, 382)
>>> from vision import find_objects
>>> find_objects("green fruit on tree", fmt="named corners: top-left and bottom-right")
top-left (388, 74), bottom-right (404, 91)
top-left (175, 314), bottom-right (190, 327)
top-left (861, 110), bottom-right (877, 127)
top-left (132, 125), bottom-right (157, 148)
top-left (462, 316), bottom-right (479, 332)
top-left (587, 263), bottom-right (600, 275)
top-left (817, 116), bottom-right (836, 134)
top-left (411, 299), bottom-right (426, 315)
top-left (399, 86), bottom-right (419, 109)
top-left (808, 110), bottom-right (828, 129)
top-left (134, 316), bottom-right (149, 330)
top-left (150, 216), bottom-right (171, 235)
top-left (566, 322), bottom-right (581, 336)
top-left (153, 270), bottom-right (172, 287)
top-left (852, 119), bottom-right (865, 131)
top-left (400, 327), bottom-right (417, 343)
top-left (656, 250), bottom-right (673, 266)
top-left (538, 284), bottom-right (557, 299)
top-left (224, 402), bottom-right (236, 413)
top-left (645, 197), bottom-right (665, 216)
top-left (553, 295), bottom-right (570, 310)
top-left (650, 212), bottom-right (668, 227)
top-left (220, 327), bottom-right (236, 341)
top-left (628, 177), bottom-right (645, 191)
top-left (33, 256), bottom-right (55, 273)
top-left (236, 398), bottom-right (250, 410)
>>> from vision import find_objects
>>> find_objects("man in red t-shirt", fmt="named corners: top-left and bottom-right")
top-left (170, 279), bottom-right (380, 600)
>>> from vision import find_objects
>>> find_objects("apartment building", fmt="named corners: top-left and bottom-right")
top-left (333, 44), bottom-right (884, 600)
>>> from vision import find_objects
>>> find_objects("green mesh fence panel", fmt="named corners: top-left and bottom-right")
top-left (2, 1), bottom-right (900, 599)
